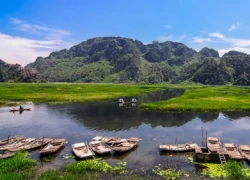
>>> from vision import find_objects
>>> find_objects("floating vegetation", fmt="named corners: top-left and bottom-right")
top-left (65, 159), bottom-right (128, 174)
top-left (152, 164), bottom-right (182, 179)
top-left (62, 154), bottom-right (74, 159)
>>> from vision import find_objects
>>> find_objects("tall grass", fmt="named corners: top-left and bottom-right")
top-left (1, 83), bottom-right (250, 111)
top-left (141, 85), bottom-right (250, 111)
top-left (0, 83), bottom-right (166, 105)
top-left (0, 151), bottom-right (37, 180)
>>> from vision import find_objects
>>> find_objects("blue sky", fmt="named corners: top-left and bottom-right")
top-left (1, 0), bottom-right (250, 65)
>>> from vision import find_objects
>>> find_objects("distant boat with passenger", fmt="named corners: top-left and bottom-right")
top-left (117, 98), bottom-right (125, 103)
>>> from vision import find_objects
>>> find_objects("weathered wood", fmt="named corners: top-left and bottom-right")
top-left (72, 142), bottom-right (95, 159)
top-left (40, 138), bottom-right (65, 155)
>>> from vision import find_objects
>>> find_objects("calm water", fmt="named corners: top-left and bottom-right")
top-left (1, 89), bottom-right (250, 176)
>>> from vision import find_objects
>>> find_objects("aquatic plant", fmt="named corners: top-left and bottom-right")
top-left (152, 164), bottom-right (182, 179)
top-left (224, 160), bottom-right (247, 179)
top-left (62, 153), bottom-right (74, 159)
top-left (39, 159), bottom-right (128, 179)
top-left (199, 163), bottom-right (226, 178)
top-left (0, 151), bottom-right (37, 180)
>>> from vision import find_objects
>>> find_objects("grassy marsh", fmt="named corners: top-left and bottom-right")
top-left (0, 83), bottom-right (166, 105)
top-left (141, 85), bottom-right (250, 111)
top-left (1, 83), bottom-right (250, 111)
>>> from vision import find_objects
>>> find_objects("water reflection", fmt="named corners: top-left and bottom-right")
top-left (1, 89), bottom-right (250, 175)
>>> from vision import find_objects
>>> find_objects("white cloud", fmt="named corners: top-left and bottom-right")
top-left (190, 32), bottom-right (250, 56)
top-left (229, 22), bottom-right (240, 31)
top-left (209, 32), bottom-right (224, 39)
top-left (176, 35), bottom-right (186, 41)
top-left (226, 37), bottom-right (250, 47)
top-left (218, 47), bottom-right (250, 57)
top-left (157, 35), bottom-right (186, 42)
top-left (192, 37), bottom-right (211, 43)
top-left (0, 18), bottom-right (75, 66)
top-left (165, 24), bottom-right (173, 29)
top-left (11, 18), bottom-right (70, 40)
top-left (0, 33), bottom-right (73, 66)
top-left (157, 36), bottom-right (173, 42)
top-left (11, 18), bottom-right (24, 25)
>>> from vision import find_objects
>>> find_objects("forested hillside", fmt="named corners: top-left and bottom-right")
top-left (0, 59), bottom-right (37, 82)
top-left (1, 37), bottom-right (250, 85)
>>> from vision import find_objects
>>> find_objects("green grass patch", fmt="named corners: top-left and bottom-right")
top-left (38, 159), bottom-right (128, 180)
top-left (141, 85), bottom-right (250, 111)
top-left (0, 151), bottom-right (37, 180)
top-left (0, 83), bottom-right (166, 105)
top-left (1, 83), bottom-right (250, 111)
top-left (196, 160), bottom-right (250, 179)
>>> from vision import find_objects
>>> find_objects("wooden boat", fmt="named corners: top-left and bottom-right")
top-left (10, 108), bottom-right (31, 112)
top-left (159, 143), bottom-right (198, 152)
top-left (89, 141), bottom-right (112, 154)
top-left (238, 145), bottom-right (250, 161)
top-left (103, 137), bottom-right (127, 145)
top-left (0, 137), bottom-right (35, 151)
top-left (207, 137), bottom-right (221, 153)
top-left (0, 150), bottom-right (16, 159)
top-left (111, 137), bottom-right (140, 153)
top-left (92, 136), bottom-right (103, 141)
top-left (40, 138), bottom-right (65, 155)
top-left (222, 143), bottom-right (244, 160)
top-left (72, 142), bottom-right (95, 159)
top-left (7, 138), bottom-right (53, 152)
top-left (0, 136), bottom-right (25, 146)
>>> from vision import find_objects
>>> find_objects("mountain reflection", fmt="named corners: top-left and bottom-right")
top-left (48, 89), bottom-right (250, 131)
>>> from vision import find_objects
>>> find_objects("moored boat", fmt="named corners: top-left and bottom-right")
top-left (0, 136), bottom-right (25, 146)
top-left (222, 143), bottom-right (244, 160)
top-left (72, 142), bottom-right (95, 159)
top-left (238, 145), bottom-right (250, 161)
top-left (0, 137), bottom-right (34, 151)
top-left (207, 137), bottom-right (221, 153)
top-left (0, 150), bottom-right (16, 159)
top-left (7, 138), bottom-right (53, 152)
top-left (89, 141), bottom-right (112, 154)
top-left (102, 137), bottom-right (125, 145)
top-left (159, 143), bottom-right (198, 152)
top-left (111, 137), bottom-right (140, 153)
top-left (40, 138), bottom-right (65, 155)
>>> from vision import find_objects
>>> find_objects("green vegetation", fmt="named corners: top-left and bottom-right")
top-left (152, 164), bottom-right (183, 179)
top-left (1, 83), bottom-right (250, 111)
top-left (141, 85), bottom-right (250, 111)
top-left (39, 159), bottom-right (128, 180)
top-left (0, 151), bottom-right (37, 180)
top-left (3, 151), bottom-right (250, 179)
top-left (0, 83), bottom-right (165, 105)
top-left (2, 37), bottom-right (250, 85)
top-left (197, 161), bottom-right (250, 179)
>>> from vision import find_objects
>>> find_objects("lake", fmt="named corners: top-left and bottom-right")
top-left (1, 89), bottom-right (250, 177)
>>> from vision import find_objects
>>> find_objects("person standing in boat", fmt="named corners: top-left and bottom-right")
top-left (19, 105), bottom-right (24, 111)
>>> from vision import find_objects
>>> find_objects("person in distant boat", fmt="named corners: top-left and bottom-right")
top-left (19, 105), bottom-right (24, 111)
top-left (119, 98), bottom-right (125, 103)
top-left (131, 98), bottom-right (137, 103)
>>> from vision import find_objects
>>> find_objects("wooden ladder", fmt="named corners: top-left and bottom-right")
top-left (218, 149), bottom-right (227, 164)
